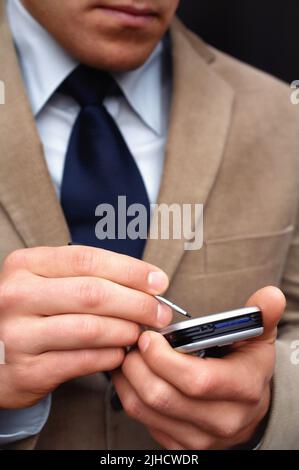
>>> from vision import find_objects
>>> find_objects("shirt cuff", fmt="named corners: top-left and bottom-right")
top-left (0, 394), bottom-right (51, 445)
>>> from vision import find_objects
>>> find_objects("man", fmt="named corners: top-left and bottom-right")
top-left (0, 0), bottom-right (298, 450)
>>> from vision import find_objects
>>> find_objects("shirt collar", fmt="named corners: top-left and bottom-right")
top-left (7, 0), bottom-right (168, 135)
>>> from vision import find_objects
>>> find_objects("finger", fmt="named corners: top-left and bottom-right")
top-left (37, 348), bottom-right (125, 388)
top-left (7, 348), bottom-right (126, 399)
top-left (121, 350), bottom-right (259, 436)
top-left (148, 428), bottom-right (185, 450)
top-left (245, 286), bottom-right (286, 342)
top-left (138, 331), bottom-right (274, 401)
top-left (7, 246), bottom-right (169, 294)
top-left (8, 276), bottom-right (172, 328)
top-left (6, 315), bottom-right (141, 355)
top-left (113, 370), bottom-right (214, 450)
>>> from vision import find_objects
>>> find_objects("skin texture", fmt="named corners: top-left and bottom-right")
top-left (0, 246), bottom-right (172, 408)
top-left (113, 286), bottom-right (285, 449)
top-left (21, 0), bottom-right (180, 70)
top-left (1, 1), bottom-right (285, 448)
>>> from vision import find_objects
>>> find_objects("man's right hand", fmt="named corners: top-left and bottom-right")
top-left (0, 246), bottom-right (172, 409)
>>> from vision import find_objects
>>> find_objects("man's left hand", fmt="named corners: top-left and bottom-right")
top-left (112, 286), bottom-right (285, 449)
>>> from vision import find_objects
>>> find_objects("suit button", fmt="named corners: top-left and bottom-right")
top-left (110, 389), bottom-right (123, 411)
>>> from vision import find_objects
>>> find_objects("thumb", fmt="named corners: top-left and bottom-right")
top-left (245, 286), bottom-right (286, 342)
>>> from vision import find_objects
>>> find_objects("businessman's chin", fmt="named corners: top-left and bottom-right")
top-left (65, 36), bottom-right (162, 72)
top-left (49, 15), bottom-right (168, 71)
top-left (21, 0), bottom-right (178, 71)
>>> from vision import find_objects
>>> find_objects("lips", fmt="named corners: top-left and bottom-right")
top-left (91, 2), bottom-right (158, 17)
top-left (90, 2), bottom-right (159, 28)
top-left (101, 5), bottom-right (157, 17)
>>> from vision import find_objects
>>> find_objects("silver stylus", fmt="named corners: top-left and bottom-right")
top-left (155, 295), bottom-right (192, 318)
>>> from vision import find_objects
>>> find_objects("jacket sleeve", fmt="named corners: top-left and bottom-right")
top-left (260, 205), bottom-right (299, 449)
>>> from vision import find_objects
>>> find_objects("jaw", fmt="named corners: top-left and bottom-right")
top-left (22, 0), bottom-right (174, 71)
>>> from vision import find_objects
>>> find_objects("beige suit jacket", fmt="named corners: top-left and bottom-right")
top-left (1, 1), bottom-right (299, 450)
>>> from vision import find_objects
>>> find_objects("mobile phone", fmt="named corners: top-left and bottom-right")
top-left (159, 306), bottom-right (263, 356)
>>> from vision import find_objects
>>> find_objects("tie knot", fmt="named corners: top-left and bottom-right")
top-left (58, 64), bottom-right (119, 107)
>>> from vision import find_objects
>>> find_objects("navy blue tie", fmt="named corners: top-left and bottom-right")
top-left (59, 65), bottom-right (150, 259)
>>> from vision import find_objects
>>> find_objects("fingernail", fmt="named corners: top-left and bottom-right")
top-left (157, 303), bottom-right (172, 328)
top-left (148, 271), bottom-right (169, 293)
top-left (139, 333), bottom-right (151, 352)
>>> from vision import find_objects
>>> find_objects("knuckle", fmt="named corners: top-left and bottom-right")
top-left (138, 294), bottom-right (154, 320)
top-left (214, 416), bottom-right (241, 439)
top-left (244, 382), bottom-right (263, 404)
top-left (72, 248), bottom-right (97, 275)
top-left (239, 362), bottom-right (265, 404)
top-left (76, 349), bottom-right (97, 372)
top-left (0, 281), bottom-right (23, 311)
top-left (2, 250), bottom-right (27, 272)
top-left (0, 320), bottom-right (14, 347)
top-left (242, 371), bottom-right (264, 404)
top-left (12, 358), bottom-right (47, 393)
top-left (11, 364), bottom-right (32, 392)
top-left (78, 279), bottom-right (105, 310)
top-left (79, 316), bottom-right (101, 344)
top-left (144, 383), bottom-right (171, 412)
top-left (124, 395), bottom-right (143, 420)
top-left (185, 367), bottom-right (213, 398)
top-left (81, 350), bottom-right (94, 368)
top-left (182, 433), bottom-right (214, 451)
top-left (122, 261), bottom-right (137, 287)
top-left (197, 436), bottom-right (214, 451)
top-left (122, 259), bottom-right (150, 290)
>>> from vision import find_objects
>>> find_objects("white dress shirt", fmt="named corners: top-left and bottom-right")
top-left (7, 0), bottom-right (171, 204)
top-left (1, 0), bottom-right (171, 445)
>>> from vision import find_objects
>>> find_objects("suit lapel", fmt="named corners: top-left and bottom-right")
top-left (143, 20), bottom-right (235, 281)
top-left (0, 1), bottom-right (69, 248)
